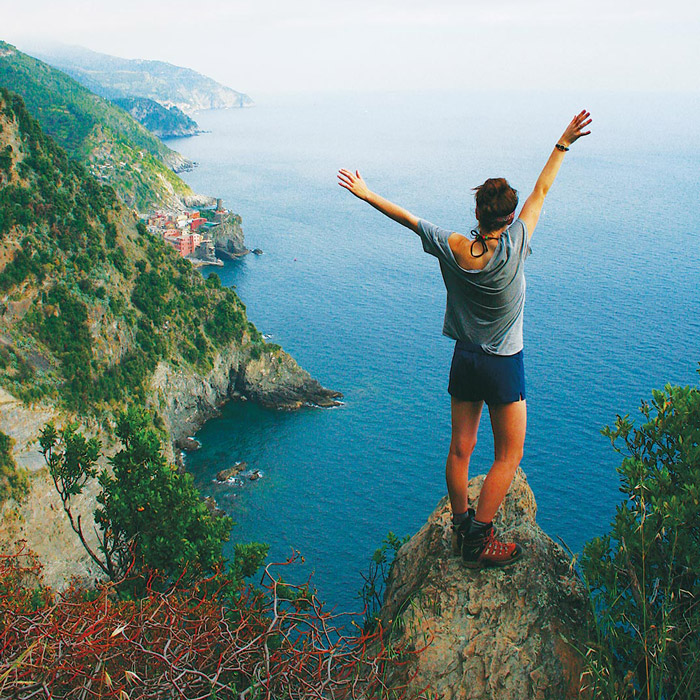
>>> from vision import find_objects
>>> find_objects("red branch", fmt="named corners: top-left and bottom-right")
top-left (0, 545), bottom-right (432, 699)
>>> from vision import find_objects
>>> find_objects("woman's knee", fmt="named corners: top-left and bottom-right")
top-left (449, 437), bottom-right (477, 461)
top-left (493, 450), bottom-right (523, 473)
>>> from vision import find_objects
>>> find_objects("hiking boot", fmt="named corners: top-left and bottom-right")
top-left (451, 507), bottom-right (475, 556)
top-left (461, 524), bottom-right (522, 569)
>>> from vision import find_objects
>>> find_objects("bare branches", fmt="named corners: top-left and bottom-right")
top-left (0, 548), bottom-right (430, 699)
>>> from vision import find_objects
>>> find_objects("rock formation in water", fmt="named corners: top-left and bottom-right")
top-left (379, 468), bottom-right (588, 699)
top-left (211, 207), bottom-right (249, 259)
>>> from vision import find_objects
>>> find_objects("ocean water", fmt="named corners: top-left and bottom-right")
top-left (169, 91), bottom-right (700, 614)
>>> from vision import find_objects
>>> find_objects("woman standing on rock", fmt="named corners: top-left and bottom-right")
top-left (338, 110), bottom-right (592, 568)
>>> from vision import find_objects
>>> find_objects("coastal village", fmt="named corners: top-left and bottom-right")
top-left (145, 198), bottom-right (230, 266)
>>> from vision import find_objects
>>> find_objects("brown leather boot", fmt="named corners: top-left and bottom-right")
top-left (461, 523), bottom-right (522, 569)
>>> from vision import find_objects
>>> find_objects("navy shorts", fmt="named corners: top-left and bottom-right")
top-left (448, 340), bottom-right (525, 405)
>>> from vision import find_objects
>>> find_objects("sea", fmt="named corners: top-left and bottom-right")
top-left (168, 90), bottom-right (700, 615)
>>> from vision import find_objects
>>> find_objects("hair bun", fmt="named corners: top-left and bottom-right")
top-left (472, 178), bottom-right (519, 233)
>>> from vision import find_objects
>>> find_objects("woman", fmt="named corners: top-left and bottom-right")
top-left (338, 110), bottom-right (592, 568)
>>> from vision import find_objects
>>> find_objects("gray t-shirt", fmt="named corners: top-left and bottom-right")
top-left (417, 218), bottom-right (531, 355)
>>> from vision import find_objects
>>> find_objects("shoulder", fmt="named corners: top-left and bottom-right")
top-left (449, 233), bottom-right (490, 271)
top-left (509, 218), bottom-right (532, 258)
top-left (509, 218), bottom-right (528, 245)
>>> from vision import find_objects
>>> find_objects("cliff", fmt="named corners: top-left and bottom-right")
top-left (0, 88), bottom-right (340, 587)
top-left (379, 469), bottom-right (588, 699)
top-left (25, 43), bottom-right (254, 115)
top-left (151, 344), bottom-right (341, 442)
top-left (0, 344), bottom-right (341, 588)
top-left (0, 42), bottom-right (193, 211)
top-left (211, 210), bottom-right (249, 258)
top-left (112, 97), bottom-right (201, 139)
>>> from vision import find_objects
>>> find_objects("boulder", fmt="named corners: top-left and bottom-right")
top-left (379, 468), bottom-right (589, 700)
top-left (215, 462), bottom-right (247, 482)
top-left (175, 436), bottom-right (201, 452)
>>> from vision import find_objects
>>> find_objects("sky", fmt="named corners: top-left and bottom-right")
top-left (3, 0), bottom-right (700, 95)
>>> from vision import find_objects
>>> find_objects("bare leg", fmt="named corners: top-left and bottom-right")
top-left (475, 400), bottom-right (527, 524)
top-left (446, 397), bottom-right (484, 516)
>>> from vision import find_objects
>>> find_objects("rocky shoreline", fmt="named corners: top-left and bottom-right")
top-left (152, 343), bottom-right (342, 445)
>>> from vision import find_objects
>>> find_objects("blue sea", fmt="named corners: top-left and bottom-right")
top-left (169, 91), bottom-right (700, 614)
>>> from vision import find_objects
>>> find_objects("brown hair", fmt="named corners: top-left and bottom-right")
top-left (473, 178), bottom-right (518, 233)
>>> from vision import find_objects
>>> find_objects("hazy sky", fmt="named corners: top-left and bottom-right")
top-left (4, 0), bottom-right (699, 95)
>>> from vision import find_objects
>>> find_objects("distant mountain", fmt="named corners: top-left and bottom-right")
top-left (0, 41), bottom-right (193, 211)
top-left (112, 97), bottom-right (201, 138)
top-left (26, 43), bottom-right (253, 115)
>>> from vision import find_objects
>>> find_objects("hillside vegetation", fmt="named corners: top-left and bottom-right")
top-left (112, 96), bottom-right (200, 138)
top-left (0, 87), bottom-right (262, 416)
top-left (0, 42), bottom-right (192, 211)
top-left (26, 43), bottom-right (253, 114)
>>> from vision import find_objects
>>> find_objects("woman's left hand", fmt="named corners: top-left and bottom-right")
top-left (337, 169), bottom-right (371, 201)
top-left (559, 110), bottom-right (592, 147)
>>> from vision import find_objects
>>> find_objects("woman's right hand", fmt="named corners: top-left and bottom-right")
top-left (559, 110), bottom-right (592, 147)
top-left (337, 169), bottom-right (371, 201)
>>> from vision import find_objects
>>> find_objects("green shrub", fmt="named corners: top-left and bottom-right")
top-left (0, 144), bottom-right (12, 174)
top-left (359, 531), bottom-right (409, 632)
top-left (0, 245), bottom-right (43, 292)
top-left (41, 407), bottom-right (239, 591)
top-left (34, 285), bottom-right (93, 408)
top-left (580, 378), bottom-right (700, 699)
top-left (0, 430), bottom-right (30, 503)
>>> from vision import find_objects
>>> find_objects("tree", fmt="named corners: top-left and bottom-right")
top-left (580, 378), bottom-right (700, 699)
top-left (41, 407), bottom-right (239, 591)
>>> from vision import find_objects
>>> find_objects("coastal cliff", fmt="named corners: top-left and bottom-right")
top-left (212, 210), bottom-right (249, 259)
top-left (151, 344), bottom-right (341, 442)
top-left (379, 469), bottom-right (588, 699)
top-left (0, 88), bottom-right (340, 588)
top-left (0, 42), bottom-right (194, 212)
top-left (0, 343), bottom-right (341, 588)
top-left (112, 97), bottom-right (201, 139)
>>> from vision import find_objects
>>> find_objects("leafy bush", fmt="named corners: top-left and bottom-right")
top-left (580, 378), bottom-right (700, 699)
top-left (40, 407), bottom-right (236, 590)
top-left (0, 430), bottom-right (29, 503)
top-left (0, 245), bottom-right (44, 292)
top-left (0, 144), bottom-right (12, 174)
top-left (359, 531), bottom-right (409, 632)
top-left (33, 285), bottom-right (93, 408)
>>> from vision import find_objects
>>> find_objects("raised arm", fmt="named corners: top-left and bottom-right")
top-left (337, 169), bottom-right (420, 233)
top-left (519, 110), bottom-right (592, 240)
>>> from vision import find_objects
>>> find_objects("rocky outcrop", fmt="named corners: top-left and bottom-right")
top-left (238, 350), bottom-right (342, 410)
top-left (150, 344), bottom-right (342, 443)
top-left (183, 194), bottom-right (217, 209)
top-left (379, 469), bottom-right (588, 700)
top-left (211, 213), bottom-right (249, 259)
top-left (216, 462), bottom-right (247, 482)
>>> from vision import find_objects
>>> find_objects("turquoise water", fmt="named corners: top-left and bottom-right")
top-left (169, 91), bottom-right (700, 614)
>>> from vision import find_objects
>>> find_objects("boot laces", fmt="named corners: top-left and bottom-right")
top-left (482, 529), bottom-right (512, 557)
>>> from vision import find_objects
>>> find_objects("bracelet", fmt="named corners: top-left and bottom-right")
top-left (555, 143), bottom-right (570, 152)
